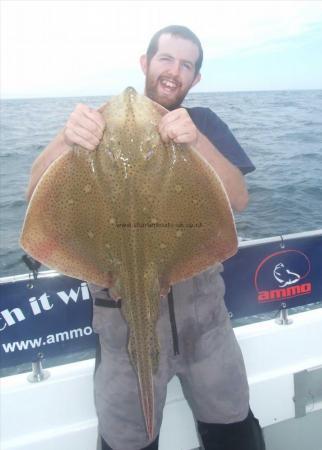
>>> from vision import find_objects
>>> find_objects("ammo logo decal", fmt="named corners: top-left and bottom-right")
top-left (254, 250), bottom-right (311, 303)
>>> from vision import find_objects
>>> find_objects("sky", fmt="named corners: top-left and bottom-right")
top-left (1, 0), bottom-right (322, 99)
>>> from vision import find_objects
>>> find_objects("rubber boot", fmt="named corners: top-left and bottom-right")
top-left (197, 409), bottom-right (266, 450)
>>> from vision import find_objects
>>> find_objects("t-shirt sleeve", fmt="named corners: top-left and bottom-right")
top-left (188, 107), bottom-right (255, 175)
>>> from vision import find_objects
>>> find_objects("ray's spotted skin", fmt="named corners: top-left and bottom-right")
top-left (20, 87), bottom-right (238, 441)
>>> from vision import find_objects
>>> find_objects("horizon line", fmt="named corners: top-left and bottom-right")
top-left (2, 87), bottom-right (322, 101)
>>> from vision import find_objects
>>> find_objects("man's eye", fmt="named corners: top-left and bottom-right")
top-left (183, 63), bottom-right (192, 70)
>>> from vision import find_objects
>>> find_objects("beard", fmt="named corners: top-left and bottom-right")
top-left (144, 72), bottom-right (192, 111)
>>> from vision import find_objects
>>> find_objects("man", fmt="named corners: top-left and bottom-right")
top-left (26, 25), bottom-right (265, 450)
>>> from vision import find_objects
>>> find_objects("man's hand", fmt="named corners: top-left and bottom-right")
top-left (158, 108), bottom-right (200, 146)
top-left (63, 104), bottom-right (106, 151)
top-left (159, 107), bottom-right (249, 211)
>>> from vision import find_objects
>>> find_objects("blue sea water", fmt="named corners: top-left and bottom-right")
top-left (1, 90), bottom-right (321, 278)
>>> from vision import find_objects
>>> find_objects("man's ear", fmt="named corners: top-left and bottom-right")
top-left (192, 72), bottom-right (201, 88)
top-left (140, 55), bottom-right (148, 75)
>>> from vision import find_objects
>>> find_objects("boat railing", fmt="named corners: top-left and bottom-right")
top-left (1, 229), bottom-right (321, 377)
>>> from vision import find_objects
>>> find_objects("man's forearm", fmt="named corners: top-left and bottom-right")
top-left (194, 132), bottom-right (249, 212)
top-left (26, 103), bottom-right (106, 202)
top-left (26, 131), bottom-right (72, 202)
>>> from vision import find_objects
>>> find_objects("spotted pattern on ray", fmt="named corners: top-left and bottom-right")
top-left (20, 87), bottom-right (238, 440)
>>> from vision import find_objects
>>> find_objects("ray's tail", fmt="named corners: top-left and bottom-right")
top-left (119, 262), bottom-right (161, 441)
top-left (128, 329), bottom-right (159, 442)
top-left (137, 357), bottom-right (155, 441)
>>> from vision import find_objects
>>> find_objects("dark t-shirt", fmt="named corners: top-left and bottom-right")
top-left (187, 107), bottom-right (255, 175)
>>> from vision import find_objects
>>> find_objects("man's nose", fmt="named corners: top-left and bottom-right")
top-left (168, 60), bottom-right (181, 76)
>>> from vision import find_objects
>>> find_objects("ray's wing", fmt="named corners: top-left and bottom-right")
top-left (20, 146), bottom-right (121, 287)
top-left (151, 143), bottom-right (238, 285)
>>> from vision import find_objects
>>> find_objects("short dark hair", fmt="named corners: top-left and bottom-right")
top-left (146, 25), bottom-right (203, 75)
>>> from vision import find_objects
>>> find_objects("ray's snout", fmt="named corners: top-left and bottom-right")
top-left (124, 86), bottom-right (138, 102)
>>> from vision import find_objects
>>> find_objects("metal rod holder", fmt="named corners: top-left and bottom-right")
top-left (27, 353), bottom-right (50, 383)
top-left (275, 308), bottom-right (293, 325)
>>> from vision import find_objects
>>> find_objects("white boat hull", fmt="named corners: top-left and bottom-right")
top-left (2, 308), bottom-right (322, 450)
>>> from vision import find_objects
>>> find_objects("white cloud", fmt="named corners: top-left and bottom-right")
top-left (1, 0), bottom-right (322, 97)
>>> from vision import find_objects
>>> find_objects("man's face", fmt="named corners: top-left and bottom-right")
top-left (140, 34), bottom-right (201, 110)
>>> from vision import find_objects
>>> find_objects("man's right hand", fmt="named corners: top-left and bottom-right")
top-left (63, 104), bottom-right (106, 151)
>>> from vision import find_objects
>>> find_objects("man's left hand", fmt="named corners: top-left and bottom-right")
top-left (158, 108), bottom-right (200, 146)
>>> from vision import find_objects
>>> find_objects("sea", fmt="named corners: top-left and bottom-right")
top-left (1, 89), bottom-right (322, 278)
